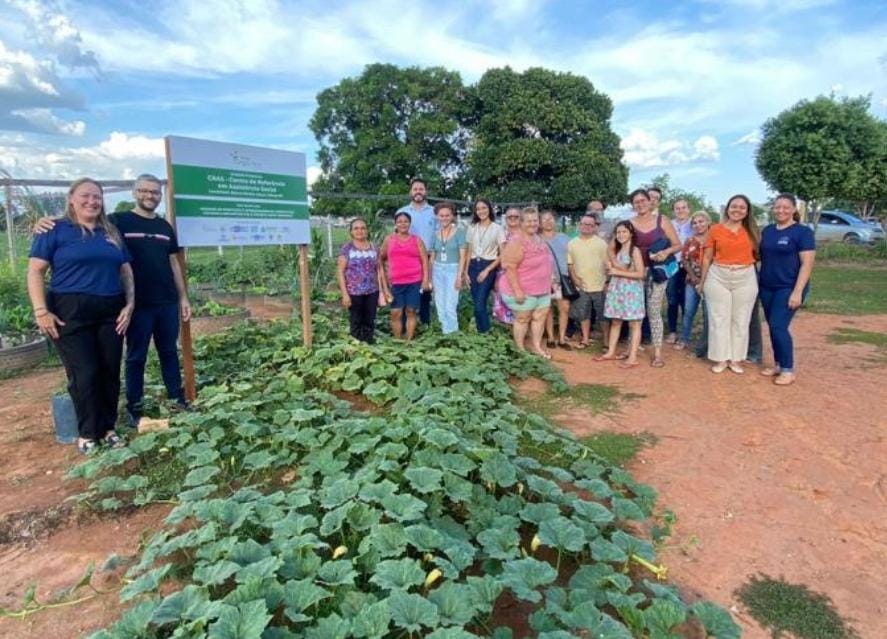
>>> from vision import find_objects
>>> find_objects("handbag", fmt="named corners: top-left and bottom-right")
top-left (545, 240), bottom-right (579, 301)
top-left (648, 237), bottom-right (678, 283)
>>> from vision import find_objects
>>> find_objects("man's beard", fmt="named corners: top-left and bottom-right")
top-left (412, 194), bottom-right (425, 203)
top-left (138, 199), bottom-right (159, 211)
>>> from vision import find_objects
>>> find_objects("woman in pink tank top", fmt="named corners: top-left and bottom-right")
top-left (380, 212), bottom-right (429, 341)
top-left (500, 207), bottom-right (554, 359)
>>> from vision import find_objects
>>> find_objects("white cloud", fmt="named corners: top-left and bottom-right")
top-left (620, 129), bottom-right (720, 169)
top-left (7, 0), bottom-right (99, 71)
top-left (733, 129), bottom-right (762, 146)
top-left (0, 131), bottom-right (165, 179)
top-left (6, 108), bottom-right (85, 135)
top-left (306, 166), bottom-right (321, 189)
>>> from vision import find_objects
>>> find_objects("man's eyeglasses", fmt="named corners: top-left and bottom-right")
top-left (136, 189), bottom-right (162, 197)
top-left (506, 215), bottom-right (519, 219)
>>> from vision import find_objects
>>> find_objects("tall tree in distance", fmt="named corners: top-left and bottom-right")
top-left (309, 64), bottom-right (469, 215)
top-left (466, 67), bottom-right (627, 209)
top-left (650, 173), bottom-right (717, 218)
top-left (756, 95), bottom-right (885, 228)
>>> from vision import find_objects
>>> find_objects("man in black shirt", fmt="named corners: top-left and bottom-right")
top-left (35, 174), bottom-right (191, 427)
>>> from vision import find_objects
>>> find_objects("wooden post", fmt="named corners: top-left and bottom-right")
top-left (164, 138), bottom-right (197, 402)
top-left (4, 183), bottom-right (15, 272)
top-left (299, 244), bottom-right (312, 348)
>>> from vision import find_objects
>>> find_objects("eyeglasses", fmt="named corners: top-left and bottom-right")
top-left (136, 189), bottom-right (161, 197)
top-left (506, 215), bottom-right (519, 220)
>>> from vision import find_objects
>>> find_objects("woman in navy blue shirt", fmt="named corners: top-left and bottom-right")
top-left (758, 194), bottom-right (815, 386)
top-left (27, 178), bottom-right (135, 453)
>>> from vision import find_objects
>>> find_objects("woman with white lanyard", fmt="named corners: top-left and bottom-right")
top-left (463, 198), bottom-right (505, 333)
top-left (428, 201), bottom-right (468, 334)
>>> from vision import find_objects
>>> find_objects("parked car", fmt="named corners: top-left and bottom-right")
top-left (862, 216), bottom-right (884, 232)
top-left (810, 210), bottom-right (885, 244)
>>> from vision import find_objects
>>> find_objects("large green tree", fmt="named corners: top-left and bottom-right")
top-left (756, 95), bottom-right (886, 226)
top-left (309, 64), bottom-right (469, 215)
top-left (466, 67), bottom-right (627, 210)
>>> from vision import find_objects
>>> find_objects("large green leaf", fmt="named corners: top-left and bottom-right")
top-left (404, 467), bottom-right (444, 493)
top-left (572, 500), bottom-right (614, 525)
top-left (643, 599), bottom-right (687, 639)
top-left (690, 601), bottom-right (741, 639)
top-left (319, 478), bottom-right (360, 509)
top-left (480, 453), bottom-right (517, 487)
top-left (305, 613), bottom-right (351, 639)
top-left (501, 558), bottom-right (558, 603)
top-left (207, 600), bottom-right (271, 639)
top-left (369, 558), bottom-right (426, 591)
top-left (120, 564), bottom-right (171, 602)
top-left (316, 560), bottom-right (357, 586)
top-left (351, 600), bottom-right (391, 638)
top-left (520, 502), bottom-right (560, 525)
top-left (388, 591), bottom-right (440, 633)
top-left (428, 582), bottom-right (478, 626)
top-left (537, 516), bottom-right (586, 552)
top-left (477, 527), bottom-right (520, 560)
top-left (381, 493), bottom-right (427, 522)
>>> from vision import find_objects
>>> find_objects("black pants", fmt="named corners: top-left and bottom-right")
top-left (125, 302), bottom-right (183, 415)
top-left (349, 293), bottom-right (377, 343)
top-left (49, 293), bottom-right (124, 441)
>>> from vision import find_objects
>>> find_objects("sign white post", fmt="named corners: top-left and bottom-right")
top-left (164, 136), bottom-right (313, 400)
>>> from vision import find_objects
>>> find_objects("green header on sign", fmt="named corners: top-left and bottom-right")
top-left (172, 164), bottom-right (307, 201)
top-left (174, 197), bottom-right (309, 220)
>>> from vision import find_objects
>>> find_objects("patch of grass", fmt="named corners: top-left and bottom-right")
top-left (806, 264), bottom-right (887, 315)
top-left (519, 430), bottom-right (656, 469)
top-left (736, 574), bottom-right (859, 639)
top-left (519, 382), bottom-right (635, 419)
top-left (816, 242), bottom-right (887, 263)
top-left (827, 327), bottom-right (887, 348)
top-left (579, 431), bottom-right (658, 467)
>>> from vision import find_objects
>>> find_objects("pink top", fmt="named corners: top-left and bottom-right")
top-left (500, 235), bottom-right (553, 297)
top-left (386, 233), bottom-right (423, 285)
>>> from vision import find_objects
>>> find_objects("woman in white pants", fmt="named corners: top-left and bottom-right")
top-left (698, 194), bottom-right (760, 374)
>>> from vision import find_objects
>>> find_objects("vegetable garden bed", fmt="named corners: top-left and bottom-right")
top-left (68, 315), bottom-right (739, 639)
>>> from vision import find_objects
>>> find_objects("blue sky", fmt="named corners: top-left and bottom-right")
top-left (0, 0), bottom-right (885, 207)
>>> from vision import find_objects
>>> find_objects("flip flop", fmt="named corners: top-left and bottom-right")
top-left (558, 342), bottom-right (573, 350)
top-left (594, 354), bottom-right (619, 361)
top-left (619, 360), bottom-right (640, 369)
top-left (651, 358), bottom-right (665, 368)
top-left (574, 342), bottom-right (589, 350)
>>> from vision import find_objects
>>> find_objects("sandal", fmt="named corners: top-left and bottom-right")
top-left (574, 341), bottom-right (589, 350)
top-left (774, 372), bottom-right (796, 386)
top-left (673, 342), bottom-right (686, 351)
top-left (619, 360), bottom-right (640, 369)
top-left (594, 354), bottom-right (619, 361)
top-left (532, 349), bottom-right (552, 360)
top-left (104, 432), bottom-right (126, 449)
top-left (651, 358), bottom-right (665, 368)
top-left (558, 342), bottom-right (573, 350)
top-left (728, 362), bottom-right (744, 375)
top-left (760, 367), bottom-right (781, 377)
top-left (78, 439), bottom-right (99, 455)
top-left (711, 362), bottom-right (728, 374)
top-left (546, 340), bottom-right (557, 348)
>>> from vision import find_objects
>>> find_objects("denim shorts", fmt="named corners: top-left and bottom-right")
top-left (390, 282), bottom-right (421, 310)
top-left (502, 293), bottom-right (551, 312)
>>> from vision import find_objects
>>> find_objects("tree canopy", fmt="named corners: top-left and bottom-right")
top-left (309, 64), bottom-right (628, 214)
top-left (309, 64), bottom-right (469, 215)
top-left (650, 173), bottom-right (716, 218)
top-left (756, 95), bottom-right (886, 219)
top-left (466, 67), bottom-right (627, 209)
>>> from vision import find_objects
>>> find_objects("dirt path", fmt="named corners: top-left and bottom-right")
top-left (542, 312), bottom-right (887, 638)
top-left (1, 309), bottom-right (883, 637)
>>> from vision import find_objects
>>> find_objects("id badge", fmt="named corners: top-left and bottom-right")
top-left (440, 252), bottom-right (448, 263)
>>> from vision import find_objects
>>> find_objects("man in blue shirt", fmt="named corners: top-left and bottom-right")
top-left (396, 177), bottom-right (435, 324)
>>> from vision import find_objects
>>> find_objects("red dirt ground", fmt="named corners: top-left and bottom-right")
top-left (0, 309), bottom-right (883, 637)
top-left (540, 311), bottom-right (887, 638)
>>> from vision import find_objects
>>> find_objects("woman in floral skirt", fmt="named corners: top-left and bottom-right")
top-left (596, 221), bottom-right (646, 368)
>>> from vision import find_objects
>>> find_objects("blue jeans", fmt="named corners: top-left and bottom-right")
top-left (125, 303), bottom-right (183, 415)
top-left (432, 262), bottom-right (460, 334)
top-left (760, 285), bottom-right (807, 372)
top-left (679, 283), bottom-right (702, 345)
top-left (666, 269), bottom-right (686, 334)
top-left (695, 299), bottom-right (762, 361)
top-left (468, 258), bottom-right (496, 333)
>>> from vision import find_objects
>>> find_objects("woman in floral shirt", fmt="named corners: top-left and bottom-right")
top-left (674, 212), bottom-right (710, 351)
top-left (336, 218), bottom-right (387, 343)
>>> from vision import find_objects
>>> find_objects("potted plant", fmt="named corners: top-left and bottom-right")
top-left (0, 305), bottom-right (48, 373)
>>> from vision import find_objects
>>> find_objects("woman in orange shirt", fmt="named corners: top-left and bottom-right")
top-left (698, 194), bottom-right (760, 374)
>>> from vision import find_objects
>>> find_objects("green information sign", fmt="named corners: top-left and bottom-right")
top-left (166, 136), bottom-right (309, 247)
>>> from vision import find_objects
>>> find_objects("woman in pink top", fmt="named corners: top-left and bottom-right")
top-left (380, 212), bottom-right (429, 341)
top-left (500, 207), bottom-right (554, 359)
